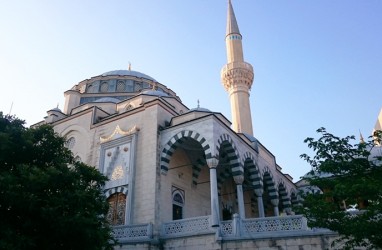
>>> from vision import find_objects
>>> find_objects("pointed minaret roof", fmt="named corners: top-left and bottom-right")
top-left (360, 130), bottom-right (365, 144)
top-left (226, 0), bottom-right (240, 36)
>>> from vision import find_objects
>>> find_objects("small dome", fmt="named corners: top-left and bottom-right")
top-left (101, 70), bottom-right (156, 81)
top-left (93, 97), bottom-right (121, 103)
top-left (141, 89), bottom-right (169, 97)
top-left (189, 107), bottom-right (211, 112)
top-left (51, 107), bottom-right (62, 112)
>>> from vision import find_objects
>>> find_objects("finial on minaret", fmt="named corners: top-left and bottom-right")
top-left (57, 103), bottom-right (59, 109)
top-left (128, 62), bottom-right (131, 71)
top-left (197, 99), bottom-right (200, 108)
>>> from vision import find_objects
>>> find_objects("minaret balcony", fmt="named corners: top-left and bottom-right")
top-left (221, 61), bottom-right (254, 91)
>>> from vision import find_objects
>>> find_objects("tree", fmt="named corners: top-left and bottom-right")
top-left (299, 127), bottom-right (382, 250)
top-left (0, 112), bottom-right (114, 250)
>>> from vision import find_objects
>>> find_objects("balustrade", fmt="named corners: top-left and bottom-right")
top-left (220, 215), bottom-right (308, 237)
top-left (161, 215), bottom-right (215, 238)
top-left (112, 223), bottom-right (152, 242)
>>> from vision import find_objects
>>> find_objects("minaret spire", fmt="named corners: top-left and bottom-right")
top-left (221, 0), bottom-right (255, 135)
top-left (226, 0), bottom-right (240, 36)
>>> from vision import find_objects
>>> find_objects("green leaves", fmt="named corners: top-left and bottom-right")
top-left (0, 113), bottom-right (114, 250)
top-left (300, 128), bottom-right (382, 249)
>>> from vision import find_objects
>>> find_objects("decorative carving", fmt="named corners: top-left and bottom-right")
top-left (112, 223), bottom-right (152, 241)
top-left (100, 125), bottom-right (139, 143)
top-left (161, 216), bottom-right (212, 236)
top-left (111, 166), bottom-right (124, 180)
top-left (106, 193), bottom-right (126, 226)
top-left (220, 221), bottom-right (233, 236)
top-left (221, 61), bottom-right (254, 91)
top-left (220, 215), bottom-right (307, 237)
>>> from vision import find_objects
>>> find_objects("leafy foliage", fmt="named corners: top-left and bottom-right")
top-left (0, 112), bottom-right (114, 250)
top-left (299, 127), bottom-right (382, 249)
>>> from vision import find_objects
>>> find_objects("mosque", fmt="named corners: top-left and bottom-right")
top-left (36, 1), bottom-right (336, 249)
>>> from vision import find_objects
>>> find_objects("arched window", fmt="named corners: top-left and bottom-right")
top-left (65, 137), bottom-right (76, 149)
top-left (106, 192), bottom-right (126, 225)
top-left (100, 82), bottom-right (109, 92)
top-left (116, 81), bottom-right (125, 92)
top-left (86, 84), bottom-right (94, 93)
top-left (172, 188), bottom-right (184, 220)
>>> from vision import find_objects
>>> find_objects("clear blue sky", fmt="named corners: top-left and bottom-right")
top-left (0, 0), bottom-right (381, 181)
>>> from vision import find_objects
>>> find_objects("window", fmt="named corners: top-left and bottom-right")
top-left (100, 82), bottom-right (109, 92)
top-left (126, 80), bottom-right (134, 92)
top-left (106, 192), bottom-right (126, 225)
top-left (117, 81), bottom-right (125, 92)
top-left (172, 187), bottom-right (184, 220)
top-left (86, 84), bottom-right (94, 93)
top-left (134, 81), bottom-right (142, 92)
top-left (65, 137), bottom-right (75, 149)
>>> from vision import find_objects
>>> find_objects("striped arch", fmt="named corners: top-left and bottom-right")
top-left (278, 181), bottom-right (291, 211)
top-left (217, 167), bottom-right (231, 195)
top-left (262, 168), bottom-right (278, 204)
top-left (216, 134), bottom-right (242, 177)
top-left (243, 153), bottom-right (262, 196)
top-left (191, 158), bottom-right (206, 186)
top-left (104, 186), bottom-right (128, 198)
top-left (243, 153), bottom-right (263, 216)
top-left (290, 189), bottom-right (299, 207)
top-left (160, 130), bottom-right (212, 173)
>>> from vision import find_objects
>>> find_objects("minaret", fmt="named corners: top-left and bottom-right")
top-left (221, 0), bottom-right (254, 135)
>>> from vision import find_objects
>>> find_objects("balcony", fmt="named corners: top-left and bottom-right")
top-left (113, 215), bottom-right (327, 244)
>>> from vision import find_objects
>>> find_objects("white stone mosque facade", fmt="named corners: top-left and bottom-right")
top-left (36, 1), bottom-right (336, 249)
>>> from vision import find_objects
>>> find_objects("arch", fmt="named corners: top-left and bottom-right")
top-left (290, 190), bottom-right (299, 207)
top-left (160, 130), bottom-right (212, 173)
top-left (216, 134), bottom-right (242, 177)
top-left (104, 186), bottom-right (128, 199)
top-left (191, 158), bottom-right (206, 186)
top-left (243, 154), bottom-right (262, 194)
top-left (243, 155), bottom-right (263, 217)
top-left (278, 181), bottom-right (292, 213)
top-left (61, 125), bottom-right (90, 164)
top-left (262, 170), bottom-right (278, 202)
top-left (125, 103), bottom-right (134, 111)
top-left (217, 167), bottom-right (231, 195)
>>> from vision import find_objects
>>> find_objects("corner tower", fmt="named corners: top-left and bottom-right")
top-left (221, 0), bottom-right (254, 135)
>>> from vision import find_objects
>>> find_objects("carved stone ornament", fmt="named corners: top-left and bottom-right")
top-left (100, 125), bottom-right (139, 143)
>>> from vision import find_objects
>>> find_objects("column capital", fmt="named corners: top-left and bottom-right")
top-left (207, 158), bottom-right (219, 169)
top-left (254, 189), bottom-right (263, 197)
top-left (233, 175), bottom-right (244, 185)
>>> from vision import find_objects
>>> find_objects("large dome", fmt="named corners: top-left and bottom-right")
top-left (101, 70), bottom-right (156, 82)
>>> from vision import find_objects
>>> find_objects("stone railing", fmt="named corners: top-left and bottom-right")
top-left (161, 215), bottom-right (215, 238)
top-left (112, 223), bottom-right (153, 243)
top-left (220, 214), bottom-right (308, 238)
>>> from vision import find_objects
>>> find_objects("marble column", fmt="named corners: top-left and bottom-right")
top-left (271, 198), bottom-right (280, 216)
top-left (234, 175), bottom-right (245, 219)
top-left (257, 196), bottom-right (265, 217)
top-left (254, 190), bottom-right (265, 218)
top-left (208, 158), bottom-right (220, 227)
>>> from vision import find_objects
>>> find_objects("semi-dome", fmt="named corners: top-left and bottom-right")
top-left (101, 70), bottom-right (156, 82)
top-left (93, 97), bottom-right (121, 103)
